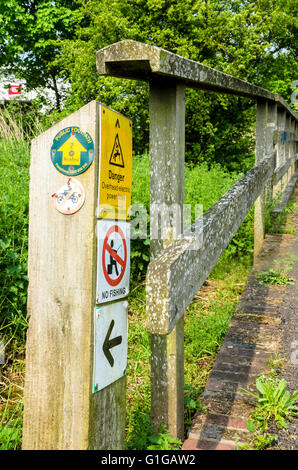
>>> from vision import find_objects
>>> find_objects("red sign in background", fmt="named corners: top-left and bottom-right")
top-left (102, 225), bottom-right (127, 287)
top-left (8, 84), bottom-right (22, 96)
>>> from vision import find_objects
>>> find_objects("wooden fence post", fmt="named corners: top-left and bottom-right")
top-left (284, 114), bottom-right (290, 185)
top-left (23, 101), bottom-right (126, 450)
top-left (266, 102), bottom-right (278, 201)
top-left (273, 108), bottom-right (285, 197)
top-left (254, 99), bottom-right (268, 259)
top-left (149, 81), bottom-right (185, 440)
top-left (296, 121), bottom-right (298, 169)
top-left (280, 110), bottom-right (287, 191)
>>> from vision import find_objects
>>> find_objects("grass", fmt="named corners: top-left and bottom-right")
top-left (0, 344), bottom-right (25, 450)
top-left (256, 254), bottom-right (297, 285)
top-left (0, 136), bottom-right (30, 342)
top-left (0, 113), bottom-right (30, 449)
top-left (0, 400), bottom-right (23, 450)
top-left (256, 269), bottom-right (295, 285)
top-left (265, 190), bottom-right (297, 236)
top-left (0, 112), bottom-right (30, 450)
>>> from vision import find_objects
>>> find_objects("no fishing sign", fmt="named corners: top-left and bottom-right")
top-left (96, 220), bottom-right (130, 304)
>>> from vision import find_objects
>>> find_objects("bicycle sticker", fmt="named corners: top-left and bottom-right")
top-left (51, 177), bottom-right (85, 215)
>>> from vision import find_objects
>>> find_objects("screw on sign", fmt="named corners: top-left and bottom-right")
top-left (102, 225), bottom-right (127, 287)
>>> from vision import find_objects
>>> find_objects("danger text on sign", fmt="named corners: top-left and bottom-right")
top-left (98, 105), bottom-right (132, 220)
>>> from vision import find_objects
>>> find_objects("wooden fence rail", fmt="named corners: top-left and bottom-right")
top-left (97, 40), bottom-right (298, 441)
top-left (146, 150), bottom-right (277, 335)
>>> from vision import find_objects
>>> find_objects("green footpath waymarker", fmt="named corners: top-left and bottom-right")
top-left (51, 127), bottom-right (94, 176)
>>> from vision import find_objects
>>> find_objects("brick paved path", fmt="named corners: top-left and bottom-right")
top-left (182, 186), bottom-right (298, 450)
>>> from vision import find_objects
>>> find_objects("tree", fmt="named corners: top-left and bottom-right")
top-left (0, 0), bottom-right (81, 110)
top-left (58, 0), bottom-right (287, 168)
top-left (2, 0), bottom-right (296, 166)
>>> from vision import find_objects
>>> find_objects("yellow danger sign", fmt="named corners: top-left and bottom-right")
top-left (98, 105), bottom-right (132, 220)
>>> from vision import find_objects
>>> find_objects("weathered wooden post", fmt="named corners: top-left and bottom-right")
top-left (290, 117), bottom-right (296, 178)
top-left (149, 81), bottom-right (185, 439)
top-left (266, 102), bottom-right (278, 202)
top-left (273, 108), bottom-right (285, 197)
top-left (23, 101), bottom-right (132, 449)
top-left (284, 114), bottom-right (290, 185)
top-left (296, 121), bottom-right (298, 169)
top-left (254, 99), bottom-right (268, 259)
top-left (279, 110), bottom-right (287, 191)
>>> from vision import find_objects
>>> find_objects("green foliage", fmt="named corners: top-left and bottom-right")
top-left (50, 0), bottom-right (296, 168)
top-left (184, 300), bottom-right (235, 358)
top-left (237, 369), bottom-right (298, 450)
top-left (184, 385), bottom-right (204, 429)
top-left (246, 418), bottom-right (256, 433)
top-left (0, 137), bottom-right (29, 341)
top-left (125, 285), bottom-right (151, 449)
top-left (0, 102), bottom-right (44, 140)
top-left (2, 0), bottom-right (297, 167)
top-left (0, 0), bottom-right (81, 109)
top-left (265, 194), bottom-right (297, 235)
top-left (147, 426), bottom-right (182, 450)
top-left (256, 253), bottom-right (297, 286)
top-left (130, 154), bottom-right (150, 281)
top-left (185, 161), bottom-right (242, 215)
top-left (56, 0), bottom-right (297, 169)
top-left (235, 429), bottom-right (277, 451)
top-left (185, 159), bottom-right (254, 261)
top-left (130, 155), bottom-right (252, 280)
top-left (252, 433), bottom-right (277, 450)
top-left (0, 400), bottom-right (23, 450)
top-left (241, 374), bottom-right (298, 432)
top-left (266, 353), bottom-right (287, 379)
top-left (256, 268), bottom-right (295, 286)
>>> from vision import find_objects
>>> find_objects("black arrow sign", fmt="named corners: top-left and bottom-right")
top-left (103, 319), bottom-right (122, 367)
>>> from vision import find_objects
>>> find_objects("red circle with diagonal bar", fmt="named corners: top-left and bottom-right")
top-left (102, 225), bottom-right (127, 286)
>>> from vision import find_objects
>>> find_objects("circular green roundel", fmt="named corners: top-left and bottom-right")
top-left (50, 127), bottom-right (94, 176)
